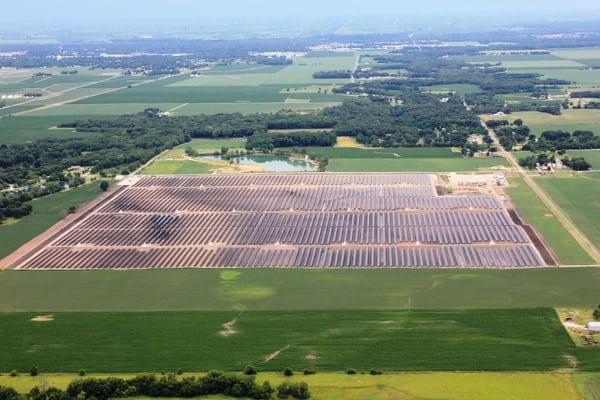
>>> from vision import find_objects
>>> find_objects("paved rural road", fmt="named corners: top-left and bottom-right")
top-left (487, 125), bottom-right (600, 265)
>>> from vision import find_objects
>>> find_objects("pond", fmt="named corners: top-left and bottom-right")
top-left (203, 154), bottom-right (316, 172)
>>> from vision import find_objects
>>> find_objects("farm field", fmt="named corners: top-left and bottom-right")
top-left (0, 372), bottom-right (583, 400)
top-left (1, 268), bottom-right (600, 311)
top-left (0, 115), bottom-right (110, 144)
top-left (284, 146), bottom-right (509, 172)
top-left (64, 55), bottom-right (353, 115)
top-left (536, 173), bottom-right (600, 249)
top-left (0, 182), bottom-right (106, 260)
top-left (505, 177), bottom-right (594, 265)
top-left (0, 308), bottom-right (582, 372)
top-left (327, 157), bottom-right (507, 172)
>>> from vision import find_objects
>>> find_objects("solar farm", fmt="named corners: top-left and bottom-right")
top-left (10, 173), bottom-right (547, 269)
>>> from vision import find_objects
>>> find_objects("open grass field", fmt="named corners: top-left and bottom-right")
top-left (505, 176), bottom-right (593, 265)
top-left (0, 308), bottom-right (581, 372)
top-left (0, 373), bottom-right (583, 400)
top-left (0, 183), bottom-right (105, 260)
top-left (1, 268), bottom-right (600, 311)
top-left (141, 160), bottom-right (215, 175)
top-left (535, 173), bottom-right (600, 249)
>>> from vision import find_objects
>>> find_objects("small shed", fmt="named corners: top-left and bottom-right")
top-left (586, 321), bottom-right (600, 332)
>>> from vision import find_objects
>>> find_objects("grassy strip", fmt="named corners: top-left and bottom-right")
top-left (0, 372), bottom-right (583, 400)
top-left (0, 309), bottom-right (580, 372)
top-left (505, 176), bottom-right (594, 265)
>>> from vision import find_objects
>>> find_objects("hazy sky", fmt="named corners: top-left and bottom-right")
top-left (3, 0), bottom-right (600, 22)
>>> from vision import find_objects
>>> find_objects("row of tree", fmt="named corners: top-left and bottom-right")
top-left (0, 372), bottom-right (311, 400)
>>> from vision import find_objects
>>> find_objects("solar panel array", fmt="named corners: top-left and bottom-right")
top-left (15, 173), bottom-right (546, 269)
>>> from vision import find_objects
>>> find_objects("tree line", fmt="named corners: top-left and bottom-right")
top-left (0, 372), bottom-right (311, 400)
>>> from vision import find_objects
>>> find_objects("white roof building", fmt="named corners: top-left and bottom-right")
top-left (587, 321), bottom-right (600, 332)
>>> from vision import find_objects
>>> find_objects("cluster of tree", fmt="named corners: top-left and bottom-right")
top-left (485, 119), bottom-right (531, 150)
top-left (66, 96), bottom-right (484, 149)
top-left (562, 157), bottom-right (592, 171)
top-left (60, 70), bottom-right (79, 75)
top-left (326, 94), bottom-right (485, 147)
top-left (0, 173), bottom-right (86, 223)
top-left (570, 91), bottom-right (600, 98)
top-left (518, 152), bottom-right (591, 171)
top-left (523, 130), bottom-right (600, 151)
top-left (23, 92), bottom-right (43, 98)
top-left (246, 131), bottom-right (337, 152)
top-left (0, 371), bottom-right (310, 400)
top-left (465, 93), bottom-right (563, 115)
top-left (246, 131), bottom-right (337, 151)
top-left (584, 101), bottom-right (600, 109)
top-left (32, 72), bottom-right (52, 77)
top-left (0, 100), bottom-right (6, 109)
top-left (313, 70), bottom-right (352, 79)
top-left (517, 153), bottom-right (556, 169)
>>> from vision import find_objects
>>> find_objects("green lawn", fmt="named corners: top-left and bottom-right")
top-left (0, 308), bottom-right (581, 372)
top-left (0, 183), bottom-right (105, 260)
top-left (1, 268), bottom-right (600, 311)
top-left (505, 177), bottom-right (593, 265)
top-left (536, 174), bottom-right (600, 249)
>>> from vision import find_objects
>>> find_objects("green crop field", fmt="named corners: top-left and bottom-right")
top-left (505, 177), bottom-right (594, 265)
top-left (0, 182), bottom-right (106, 260)
top-left (536, 174), bottom-right (600, 249)
top-left (60, 54), bottom-right (352, 115)
top-left (1, 268), bottom-right (600, 311)
top-left (0, 308), bottom-right (584, 372)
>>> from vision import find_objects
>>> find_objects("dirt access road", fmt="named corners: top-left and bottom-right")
top-left (487, 125), bottom-right (600, 265)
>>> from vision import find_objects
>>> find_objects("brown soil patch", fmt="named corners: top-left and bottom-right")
top-left (30, 315), bottom-right (54, 322)
top-left (218, 313), bottom-right (242, 337)
top-left (262, 344), bottom-right (291, 363)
